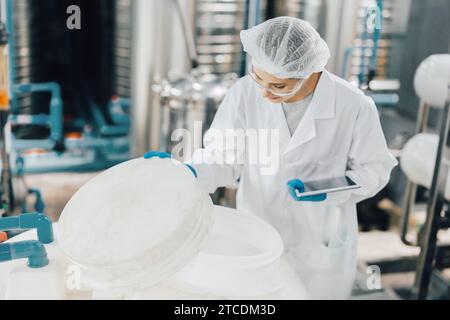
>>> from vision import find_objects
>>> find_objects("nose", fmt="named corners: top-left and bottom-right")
top-left (261, 89), bottom-right (271, 98)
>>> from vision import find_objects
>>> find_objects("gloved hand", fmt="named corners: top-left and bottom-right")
top-left (287, 179), bottom-right (327, 202)
top-left (144, 151), bottom-right (197, 178)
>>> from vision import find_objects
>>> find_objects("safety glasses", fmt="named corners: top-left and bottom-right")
top-left (248, 65), bottom-right (306, 97)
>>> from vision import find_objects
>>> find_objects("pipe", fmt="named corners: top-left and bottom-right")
top-left (0, 240), bottom-right (49, 268)
top-left (400, 180), bottom-right (417, 246)
top-left (358, 0), bottom-right (384, 86)
top-left (341, 47), bottom-right (354, 79)
top-left (400, 101), bottom-right (430, 247)
top-left (0, 112), bottom-right (14, 214)
top-left (28, 189), bottom-right (45, 213)
top-left (0, 213), bottom-right (53, 244)
top-left (413, 100), bottom-right (450, 300)
top-left (15, 82), bottom-right (64, 147)
top-left (170, 0), bottom-right (198, 69)
top-left (6, 0), bottom-right (17, 113)
top-left (368, 0), bottom-right (383, 83)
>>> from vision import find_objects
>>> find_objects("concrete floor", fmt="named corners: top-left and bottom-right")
top-left (24, 172), bottom-right (100, 222)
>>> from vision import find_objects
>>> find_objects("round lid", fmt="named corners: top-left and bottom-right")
top-left (57, 157), bottom-right (214, 289)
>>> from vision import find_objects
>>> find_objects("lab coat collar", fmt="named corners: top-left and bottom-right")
top-left (283, 70), bottom-right (336, 155)
top-left (311, 71), bottom-right (336, 120)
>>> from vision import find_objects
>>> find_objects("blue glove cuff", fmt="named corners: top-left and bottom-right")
top-left (144, 151), bottom-right (197, 178)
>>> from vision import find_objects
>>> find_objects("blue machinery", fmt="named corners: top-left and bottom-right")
top-left (0, 212), bottom-right (54, 268)
top-left (5, 0), bottom-right (132, 174)
top-left (341, 0), bottom-right (399, 108)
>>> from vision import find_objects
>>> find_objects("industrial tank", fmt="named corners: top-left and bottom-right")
top-left (0, 157), bottom-right (310, 299)
top-left (152, 69), bottom-right (237, 154)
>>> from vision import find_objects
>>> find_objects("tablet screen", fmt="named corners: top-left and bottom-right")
top-left (295, 176), bottom-right (361, 197)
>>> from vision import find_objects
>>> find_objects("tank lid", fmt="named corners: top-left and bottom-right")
top-left (57, 157), bottom-right (214, 289)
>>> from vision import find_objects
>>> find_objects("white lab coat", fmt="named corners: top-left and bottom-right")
top-left (190, 71), bottom-right (398, 299)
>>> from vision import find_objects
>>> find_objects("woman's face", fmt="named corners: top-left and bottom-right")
top-left (251, 66), bottom-right (304, 103)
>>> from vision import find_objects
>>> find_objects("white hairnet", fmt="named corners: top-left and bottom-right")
top-left (240, 16), bottom-right (330, 79)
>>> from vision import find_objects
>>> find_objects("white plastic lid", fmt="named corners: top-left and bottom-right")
top-left (57, 158), bottom-right (214, 289)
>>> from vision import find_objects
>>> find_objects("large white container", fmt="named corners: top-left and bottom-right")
top-left (0, 158), bottom-right (309, 299)
top-left (131, 206), bottom-right (308, 300)
top-left (400, 133), bottom-right (450, 200)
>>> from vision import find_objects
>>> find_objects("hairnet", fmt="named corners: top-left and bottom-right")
top-left (240, 16), bottom-right (330, 79)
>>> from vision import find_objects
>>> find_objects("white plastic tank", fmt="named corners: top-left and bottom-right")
top-left (0, 157), bottom-right (309, 299)
top-left (400, 133), bottom-right (450, 200)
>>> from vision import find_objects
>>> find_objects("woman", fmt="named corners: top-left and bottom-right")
top-left (146, 16), bottom-right (397, 299)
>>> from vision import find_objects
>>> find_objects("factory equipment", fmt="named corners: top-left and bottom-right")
top-left (0, 7), bottom-right (46, 221)
top-left (153, 70), bottom-right (237, 156)
top-left (0, 211), bottom-right (57, 299)
top-left (0, 212), bottom-right (55, 298)
top-left (5, 0), bottom-right (132, 174)
top-left (343, 0), bottom-right (409, 84)
top-left (339, 0), bottom-right (403, 108)
top-left (399, 54), bottom-right (450, 299)
top-left (194, 0), bottom-right (270, 75)
top-left (272, 0), bottom-right (324, 31)
top-left (195, 0), bottom-right (248, 75)
top-left (0, 15), bottom-right (13, 216)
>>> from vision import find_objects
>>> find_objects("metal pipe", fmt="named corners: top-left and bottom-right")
top-left (28, 189), bottom-right (45, 213)
top-left (400, 101), bottom-right (430, 246)
top-left (400, 180), bottom-right (417, 246)
top-left (0, 137), bottom-right (13, 215)
top-left (358, 0), bottom-right (383, 85)
top-left (341, 47), bottom-right (354, 79)
top-left (368, 0), bottom-right (383, 83)
top-left (5, 0), bottom-right (16, 113)
top-left (170, 0), bottom-right (198, 69)
top-left (415, 101), bottom-right (430, 133)
top-left (413, 100), bottom-right (450, 300)
top-left (14, 82), bottom-right (64, 147)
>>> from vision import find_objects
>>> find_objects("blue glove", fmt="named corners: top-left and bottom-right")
top-left (287, 179), bottom-right (327, 202)
top-left (144, 151), bottom-right (197, 178)
top-left (144, 151), bottom-right (171, 159)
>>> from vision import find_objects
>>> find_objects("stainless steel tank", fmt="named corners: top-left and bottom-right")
top-left (112, 0), bottom-right (133, 100)
top-left (152, 69), bottom-right (237, 155)
top-left (194, 0), bottom-right (248, 75)
top-left (274, 0), bottom-right (325, 31)
top-left (11, 0), bottom-right (49, 126)
top-left (194, 0), bottom-right (268, 75)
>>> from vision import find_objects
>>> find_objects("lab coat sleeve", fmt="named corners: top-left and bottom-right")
top-left (187, 80), bottom-right (247, 194)
top-left (326, 97), bottom-right (398, 206)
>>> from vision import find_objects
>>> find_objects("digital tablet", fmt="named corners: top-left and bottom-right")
top-left (294, 176), bottom-right (361, 198)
